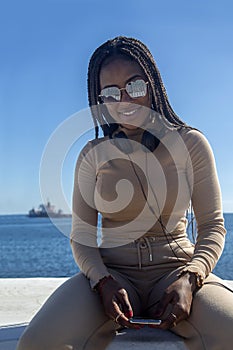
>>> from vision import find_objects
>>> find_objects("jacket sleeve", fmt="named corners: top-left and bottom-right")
top-left (70, 141), bottom-right (110, 288)
top-left (183, 129), bottom-right (226, 279)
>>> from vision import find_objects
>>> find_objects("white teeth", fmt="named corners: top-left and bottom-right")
top-left (122, 109), bottom-right (137, 116)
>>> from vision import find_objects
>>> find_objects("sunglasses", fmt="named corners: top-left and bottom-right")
top-left (99, 79), bottom-right (149, 102)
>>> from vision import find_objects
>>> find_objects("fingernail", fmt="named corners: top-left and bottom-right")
top-left (125, 310), bottom-right (133, 318)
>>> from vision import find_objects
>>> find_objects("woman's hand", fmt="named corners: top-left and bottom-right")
top-left (153, 272), bottom-right (196, 329)
top-left (97, 276), bottom-right (141, 329)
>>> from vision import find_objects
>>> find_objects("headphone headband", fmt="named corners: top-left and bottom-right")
top-left (110, 129), bottom-right (160, 154)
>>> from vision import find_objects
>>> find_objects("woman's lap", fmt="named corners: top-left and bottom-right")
top-left (17, 270), bottom-right (233, 350)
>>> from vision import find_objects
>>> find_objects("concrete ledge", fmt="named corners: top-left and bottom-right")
top-left (0, 324), bottom-right (27, 350)
top-left (108, 328), bottom-right (186, 349)
top-left (0, 278), bottom-right (68, 326)
top-left (0, 325), bottom-right (187, 350)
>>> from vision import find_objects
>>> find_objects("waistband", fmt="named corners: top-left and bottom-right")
top-left (135, 236), bottom-right (154, 269)
top-left (135, 232), bottom-right (190, 269)
top-left (100, 232), bottom-right (193, 270)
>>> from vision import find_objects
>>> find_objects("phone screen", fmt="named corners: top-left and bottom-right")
top-left (129, 318), bottom-right (161, 326)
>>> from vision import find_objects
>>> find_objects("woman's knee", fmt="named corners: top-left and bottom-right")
top-left (17, 326), bottom-right (49, 350)
top-left (17, 327), bottom-right (35, 350)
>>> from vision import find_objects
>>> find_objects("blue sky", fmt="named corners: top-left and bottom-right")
top-left (1, 0), bottom-right (233, 214)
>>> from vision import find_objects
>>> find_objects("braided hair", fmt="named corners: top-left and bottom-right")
top-left (87, 36), bottom-right (188, 138)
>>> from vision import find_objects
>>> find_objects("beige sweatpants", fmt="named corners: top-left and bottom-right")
top-left (17, 240), bottom-right (233, 350)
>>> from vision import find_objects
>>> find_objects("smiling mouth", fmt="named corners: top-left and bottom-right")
top-left (118, 106), bottom-right (141, 117)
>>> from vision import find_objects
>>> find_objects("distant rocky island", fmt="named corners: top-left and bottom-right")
top-left (28, 201), bottom-right (71, 218)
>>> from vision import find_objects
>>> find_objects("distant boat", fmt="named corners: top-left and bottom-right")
top-left (28, 201), bottom-right (71, 218)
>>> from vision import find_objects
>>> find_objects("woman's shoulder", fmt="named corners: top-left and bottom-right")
top-left (75, 136), bottom-right (109, 170)
top-left (79, 136), bottom-right (108, 154)
top-left (178, 126), bottom-right (203, 139)
top-left (76, 136), bottom-right (111, 166)
top-left (178, 126), bottom-right (211, 148)
top-left (178, 126), bottom-right (215, 159)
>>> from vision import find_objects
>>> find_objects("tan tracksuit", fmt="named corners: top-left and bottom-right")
top-left (17, 122), bottom-right (233, 350)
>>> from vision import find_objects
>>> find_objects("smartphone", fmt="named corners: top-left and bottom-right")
top-left (129, 317), bottom-right (162, 326)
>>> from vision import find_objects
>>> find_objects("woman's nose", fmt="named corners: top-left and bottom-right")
top-left (120, 89), bottom-right (133, 102)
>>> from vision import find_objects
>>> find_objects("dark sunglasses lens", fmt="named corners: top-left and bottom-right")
top-left (126, 79), bottom-right (147, 98)
top-left (100, 87), bottom-right (120, 102)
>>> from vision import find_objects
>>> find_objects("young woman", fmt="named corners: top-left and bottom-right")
top-left (17, 36), bottom-right (233, 350)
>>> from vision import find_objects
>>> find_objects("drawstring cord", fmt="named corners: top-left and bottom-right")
top-left (135, 236), bottom-right (154, 269)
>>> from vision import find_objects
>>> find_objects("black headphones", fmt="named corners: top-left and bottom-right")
top-left (110, 129), bottom-right (160, 154)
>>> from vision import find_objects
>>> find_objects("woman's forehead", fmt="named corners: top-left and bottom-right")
top-left (99, 56), bottom-right (146, 87)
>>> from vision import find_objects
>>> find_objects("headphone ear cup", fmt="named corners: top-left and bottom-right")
top-left (110, 131), bottom-right (133, 154)
top-left (141, 130), bottom-right (160, 152)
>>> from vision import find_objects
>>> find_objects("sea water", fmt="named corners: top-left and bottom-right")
top-left (0, 214), bottom-right (232, 280)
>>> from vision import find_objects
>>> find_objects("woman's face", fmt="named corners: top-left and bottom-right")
top-left (99, 56), bottom-right (151, 130)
